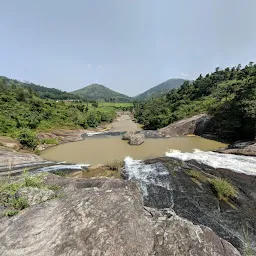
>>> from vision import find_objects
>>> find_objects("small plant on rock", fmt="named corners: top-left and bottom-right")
top-left (186, 170), bottom-right (207, 182)
top-left (209, 177), bottom-right (237, 201)
top-left (107, 160), bottom-right (123, 171)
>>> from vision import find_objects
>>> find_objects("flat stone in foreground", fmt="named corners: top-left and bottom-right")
top-left (0, 175), bottom-right (240, 256)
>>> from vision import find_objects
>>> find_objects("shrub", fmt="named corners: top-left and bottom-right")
top-left (1, 171), bottom-right (60, 217)
top-left (10, 197), bottom-right (29, 210)
top-left (17, 128), bottom-right (38, 148)
top-left (107, 160), bottom-right (123, 171)
top-left (3, 209), bottom-right (19, 217)
top-left (24, 174), bottom-right (43, 188)
top-left (209, 178), bottom-right (237, 200)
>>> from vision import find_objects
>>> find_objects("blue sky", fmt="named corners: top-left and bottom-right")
top-left (1, 0), bottom-right (256, 96)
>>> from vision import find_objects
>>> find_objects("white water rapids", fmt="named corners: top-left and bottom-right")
top-left (166, 149), bottom-right (256, 176)
top-left (124, 157), bottom-right (172, 199)
top-left (124, 149), bottom-right (256, 198)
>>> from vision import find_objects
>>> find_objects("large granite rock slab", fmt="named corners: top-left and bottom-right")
top-left (0, 175), bottom-right (240, 256)
top-left (159, 114), bottom-right (212, 137)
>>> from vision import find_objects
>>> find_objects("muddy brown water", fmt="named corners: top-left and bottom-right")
top-left (41, 136), bottom-right (228, 165)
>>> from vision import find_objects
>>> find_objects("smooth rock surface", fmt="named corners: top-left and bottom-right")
top-left (0, 175), bottom-right (240, 256)
top-left (159, 114), bottom-right (212, 137)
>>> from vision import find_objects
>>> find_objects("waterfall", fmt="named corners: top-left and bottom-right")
top-left (124, 157), bottom-right (173, 208)
top-left (166, 149), bottom-right (256, 175)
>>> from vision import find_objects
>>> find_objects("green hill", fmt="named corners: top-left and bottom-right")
top-left (134, 63), bottom-right (256, 140)
top-left (0, 76), bottom-right (80, 100)
top-left (0, 78), bottom-right (118, 148)
top-left (71, 84), bottom-right (132, 102)
top-left (134, 78), bottom-right (186, 101)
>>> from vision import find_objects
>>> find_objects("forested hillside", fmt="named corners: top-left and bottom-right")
top-left (134, 63), bottom-right (256, 140)
top-left (72, 84), bottom-right (132, 102)
top-left (134, 78), bottom-right (186, 101)
top-left (0, 76), bottom-right (80, 100)
top-left (0, 79), bottom-right (117, 148)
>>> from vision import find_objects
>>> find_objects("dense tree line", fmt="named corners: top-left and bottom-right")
top-left (0, 76), bottom-right (81, 100)
top-left (134, 63), bottom-right (256, 140)
top-left (0, 79), bottom-right (116, 147)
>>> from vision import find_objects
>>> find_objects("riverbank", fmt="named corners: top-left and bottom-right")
top-left (0, 112), bottom-right (255, 174)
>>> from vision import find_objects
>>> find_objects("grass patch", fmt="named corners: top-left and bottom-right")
top-left (53, 170), bottom-right (67, 177)
top-left (106, 160), bottom-right (124, 171)
top-left (68, 163), bottom-right (122, 179)
top-left (0, 171), bottom-right (60, 217)
top-left (209, 177), bottom-right (237, 201)
top-left (40, 138), bottom-right (59, 145)
top-left (186, 170), bottom-right (208, 182)
top-left (3, 209), bottom-right (19, 217)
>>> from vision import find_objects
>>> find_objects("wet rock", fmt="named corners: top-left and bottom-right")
top-left (18, 187), bottom-right (55, 205)
top-left (218, 140), bottom-right (256, 156)
top-left (159, 114), bottom-right (212, 137)
top-left (0, 176), bottom-right (240, 256)
top-left (139, 130), bottom-right (164, 138)
top-left (128, 157), bottom-right (256, 254)
top-left (122, 131), bottom-right (134, 140)
top-left (129, 133), bottom-right (145, 145)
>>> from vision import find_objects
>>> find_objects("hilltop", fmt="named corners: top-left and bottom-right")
top-left (0, 76), bottom-right (80, 100)
top-left (71, 84), bottom-right (132, 102)
top-left (134, 78), bottom-right (186, 101)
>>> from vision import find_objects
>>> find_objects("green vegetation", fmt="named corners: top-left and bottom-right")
top-left (243, 227), bottom-right (254, 256)
top-left (0, 76), bottom-right (80, 100)
top-left (209, 178), bottom-right (237, 201)
top-left (0, 171), bottom-right (60, 216)
top-left (0, 78), bottom-right (120, 147)
top-left (134, 63), bottom-right (256, 140)
top-left (40, 138), bottom-right (59, 145)
top-left (107, 160), bottom-right (124, 171)
top-left (17, 129), bottom-right (38, 149)
top-left (134, 78), bottom-right (186, 101)
top-left (186, 170), bottom-right (207, 182)
top-left (71, 84), bottom-right (132, 102)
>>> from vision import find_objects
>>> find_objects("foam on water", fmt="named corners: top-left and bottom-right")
top-left (86, 131), bottom-right (106, 137)
top-left (166, 149), bottom-right (256, 175)
top-left (124, 157), bottom-right (171, 198)
top-left (34, 164), bottom-right (90, 173)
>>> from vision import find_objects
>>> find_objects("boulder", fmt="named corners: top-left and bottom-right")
top-left (129, 133), bottom-right (145, 145)
top-left (0, 176), bottom-right (241, 256)
top-left (218, 140), bottom-right (256, 156)
top-left (122, 131), bottom-right (134, 140)
top-left (159, 114), bottom-right (212, 137)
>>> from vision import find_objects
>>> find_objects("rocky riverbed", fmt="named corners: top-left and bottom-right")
top-left (0, 168), bottom-right (245, 256)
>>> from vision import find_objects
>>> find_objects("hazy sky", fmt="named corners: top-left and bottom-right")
top-left (1, 0), bottom-right (256, 96)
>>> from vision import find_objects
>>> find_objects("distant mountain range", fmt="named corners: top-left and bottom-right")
top-left (0, 76), bottom-right (80, 100)
top-left (1, 75), bottom-right (187, 102)
top-left (71, 84), bottom-right (132, 102)
top-left (134, 78), bottom-right (187, 101)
